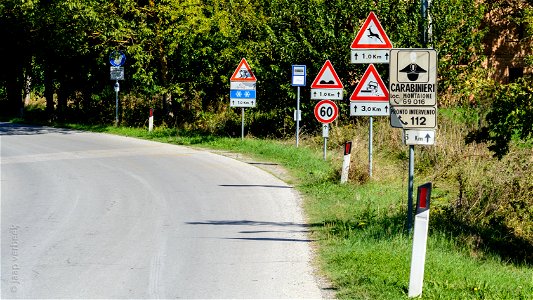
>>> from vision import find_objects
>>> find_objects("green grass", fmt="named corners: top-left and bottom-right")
top-left (30, 123), bottom-right (533, 298)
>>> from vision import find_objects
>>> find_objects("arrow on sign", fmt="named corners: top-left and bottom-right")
top-left (385, 105), bottom-right (389, 113)
top-left (425, 134), bottom-right (431, 142)
top-left (353, 105), bottom-right (358, 112)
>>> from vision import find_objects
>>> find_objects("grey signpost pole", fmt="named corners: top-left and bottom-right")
top-left (314, 100), bottom-right (337, 162)
top-left (230, 58), bottom-right (256, 140)
top-left (114, 80), bottom-right (119, 126)
top-left (407, 0), bottom-right (433, 232)
top-left (292, 65), bottom-right (306, 147)
top-left (296, 86), bottom-right (300, 147)
top-left (349, 13), bottom-right (393, 179)
top-left (369, 116), bottom-right (374, 177)
top-left (323, 125), bottom-right (328, 161)
top-left (109, 50), bottom-right (126, 127)
top-left (407, 145), bottom-right (415, 232)
top-left (323, 138), bottom-right (327, 160)
top-left (241, 108), bottom-right (245, 140)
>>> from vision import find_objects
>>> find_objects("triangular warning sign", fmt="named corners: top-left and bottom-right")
top-left (350, 64), bottom-right (389, 101)
top-left (230, 58), bottom-right (257, 82)
top-left (350, 11), bottom-right (393, 49)
top-left (311, 60), bottom-right (344, 89)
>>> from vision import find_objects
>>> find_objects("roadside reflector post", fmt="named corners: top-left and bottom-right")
top-left (341, 141), bottom-right (352, 183)
top-left (148, 108), bottom-right (154, 132)
top-left (408, 182), bottom-right (432, 298)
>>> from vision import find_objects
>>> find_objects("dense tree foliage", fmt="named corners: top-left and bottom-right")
top-left (2, 0), bottom-right (528, 146)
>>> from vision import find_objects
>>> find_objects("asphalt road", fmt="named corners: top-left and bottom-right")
top-left (0, 123), bottom-right (323, 299)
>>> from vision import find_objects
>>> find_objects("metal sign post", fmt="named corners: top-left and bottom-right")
top-left (292, 65), bottom-right (306, 147)
top-left (314, 100), bottom-right (338, 161)
top-left (389, 48), bottom-right (437, 231)
top-left (369, 116), bottom-right (373, 178)
top-left (241, 108), bottom-right (245, 140)
top-left (229, 58), bottom-right (257, 139)
top-left (114, 81), bottom-right (119, 126)
top-left (322, 124), bottom-right (329, 161)
top-left (349, 22), bottom-right (392, 178)
top-left (407, 145), bottom-right (415, 232)
top-left (296, 87), bottom-right (301, 146)
top-left (109, 50), bottom-right (126, 126)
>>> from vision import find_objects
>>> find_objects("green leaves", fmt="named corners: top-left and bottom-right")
top-left (3, 0), bottom-right (522, 136)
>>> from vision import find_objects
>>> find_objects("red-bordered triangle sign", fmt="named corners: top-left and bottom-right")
top-left (350, 64), bottom-right (389, 101)
top-left (311, 60), bottom-right (344, 89)
top-left (230, 58), bottom-right (257, 81)
top-left (350, 12), bottom-right (393, 49)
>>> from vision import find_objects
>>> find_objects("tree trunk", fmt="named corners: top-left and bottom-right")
top-left (159, 51), bottom-right (173, 117)
top-left (56, 84), bottom-right (67, 122)
top-left (44, 65), bottom-right (55, 120)
top-left (5, 61), bottom-right (24, 117)
top-left (23, 74), bottom-right (31, 107)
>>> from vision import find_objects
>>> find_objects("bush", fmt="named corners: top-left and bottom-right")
top-left (433, 149), bottom-right (533, 264)
top-left (467, 77), bottom-right (533, 158)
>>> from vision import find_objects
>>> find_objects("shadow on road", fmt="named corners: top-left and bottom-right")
top-left (219, 184), bottom-right (293, 189)
top-left (186, 220), bottom-right (308, 227)
top-left (186, 219), bottom-right (314, 242)
top-left (0, 122), bottom-right (76, 136)
top-left (224, 237), bottom-right (314, 242)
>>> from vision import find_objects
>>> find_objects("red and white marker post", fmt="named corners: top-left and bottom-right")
top-left (408, 182), bottom-right (432, 297)
top-left (148, 108), bottom-right (154, 132)
top-left (340, 141), bottom-right (353, 183)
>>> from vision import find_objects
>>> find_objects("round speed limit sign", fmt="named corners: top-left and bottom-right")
top-left (314, 99), bottom-right (339, 123)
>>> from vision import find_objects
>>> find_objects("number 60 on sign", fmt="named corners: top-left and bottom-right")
top-left (314, 99), bottom-right (339, 124)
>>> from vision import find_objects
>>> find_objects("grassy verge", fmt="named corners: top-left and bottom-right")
top-left (30, 122), bottom-right (533, 298)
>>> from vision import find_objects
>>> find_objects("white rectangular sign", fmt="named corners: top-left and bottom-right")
top-left (311, 88), bottom-right (343, 100)
top-left (230, 99), bottom-right (256, 108)
top-left (390, 106), bottom-right (437, 129)
top-left (322, 124), bottom-right (329, 138)
top-left (110, 67), bottom-right (124, 80)
top-left (350, 101), bottom-right (389, 116)
top-left (293, 110), bottom-right (302, 121)
top-left (403, 129), bottom-right (435, 145)
top-left (230, 81), bottom-right (256, 90)
top-left (389, 49), bottom-right (437, 106)
top-left (292, 65), bottom-right (306, 86)
top-left (351, 50), bottom-right (390, 64)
